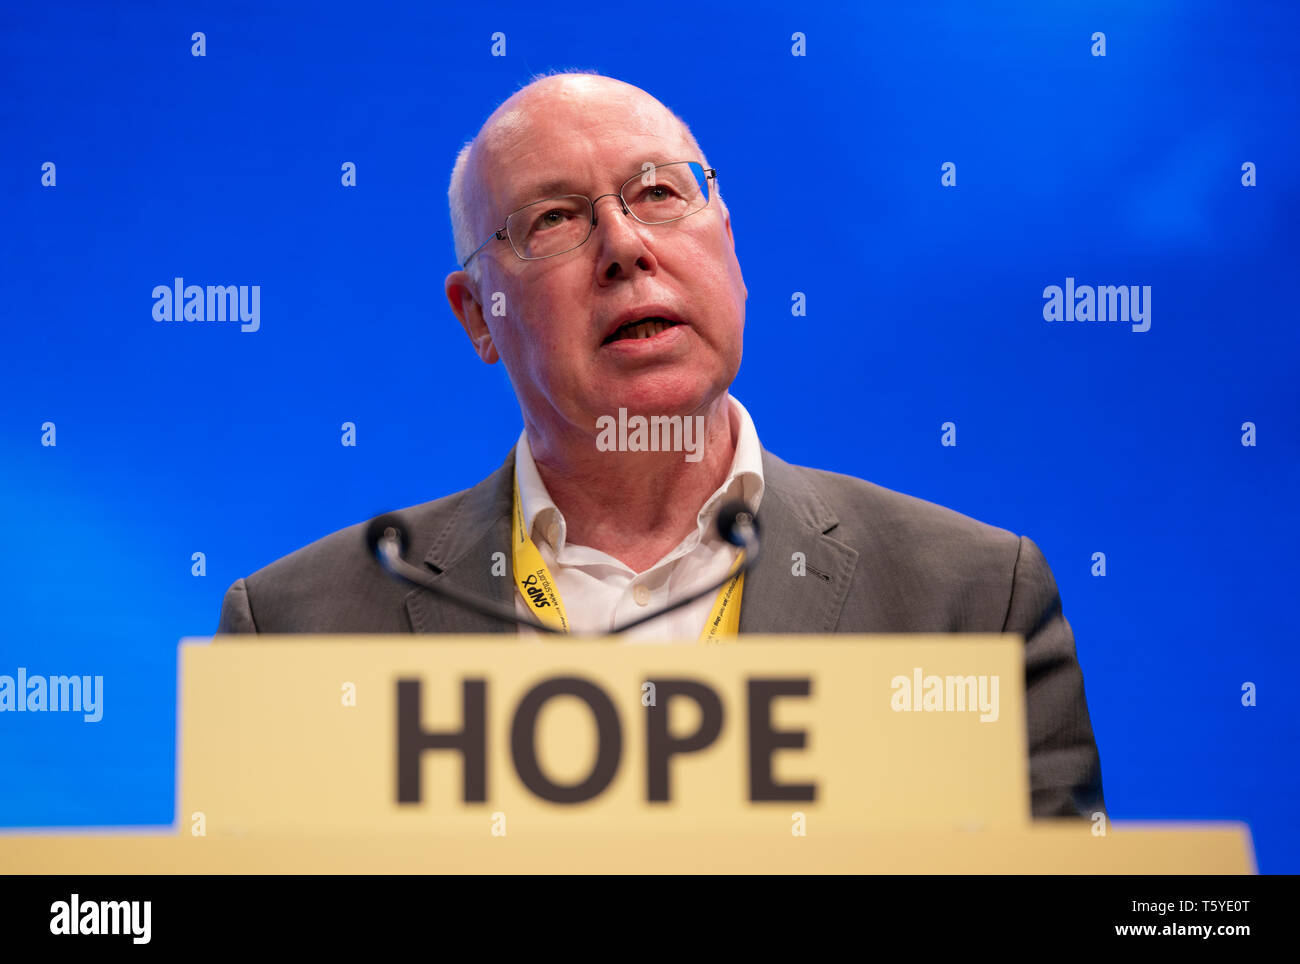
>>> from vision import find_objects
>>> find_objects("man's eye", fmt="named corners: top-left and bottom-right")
top-left (534, 209), bottom-right (570, 231)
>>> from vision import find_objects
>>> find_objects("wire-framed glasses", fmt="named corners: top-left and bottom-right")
top-left (461, 161), bottom-right (717, 268)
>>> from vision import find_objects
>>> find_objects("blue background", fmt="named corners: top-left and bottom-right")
top-left (1, 0), bottom-right (1296, 870)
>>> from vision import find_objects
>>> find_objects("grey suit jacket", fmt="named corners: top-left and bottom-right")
top-left (218, 445), bottom-right (1105, 820)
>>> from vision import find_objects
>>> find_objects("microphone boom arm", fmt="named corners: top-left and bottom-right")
top-left (367, 502), bottom-right (761, 638)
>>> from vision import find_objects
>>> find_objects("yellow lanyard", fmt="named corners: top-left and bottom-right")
top-left (511, 473), bottom-right (744, 641)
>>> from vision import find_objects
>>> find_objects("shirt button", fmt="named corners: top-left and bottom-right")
top-left (633, 584), bottom-right (651, 606)
top-left (546, 523), bottom-right (560, 546)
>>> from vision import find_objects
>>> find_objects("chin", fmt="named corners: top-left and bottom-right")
top-left (586, 372), bottom-right (699, 413)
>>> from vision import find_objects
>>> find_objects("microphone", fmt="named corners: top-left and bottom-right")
top-left (715, 502), bottom-right (758, 550)
top-left (366, 500), bottom-right (761, 636)
top-left (366, 514), bottom-right (559, 632)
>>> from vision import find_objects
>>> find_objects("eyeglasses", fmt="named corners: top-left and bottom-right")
top-left (461, 161), bottom-right (717, 269)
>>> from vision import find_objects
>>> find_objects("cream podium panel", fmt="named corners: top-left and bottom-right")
top-left (178, 635), bottom-right (1029, 838)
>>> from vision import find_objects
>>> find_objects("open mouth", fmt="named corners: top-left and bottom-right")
top-left (602, 317), bottom-right (683, 345)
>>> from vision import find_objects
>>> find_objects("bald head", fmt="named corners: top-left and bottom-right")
top-left (448, 73), bottom-right (716, 279)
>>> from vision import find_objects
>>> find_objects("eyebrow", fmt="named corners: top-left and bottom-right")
top-left (504, 178), bottom-right (576, 212)
top-left (503, 160), bottom-right (681, 215)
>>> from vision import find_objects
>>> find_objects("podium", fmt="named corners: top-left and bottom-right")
top-left (0, 636), bottom-right (1255, 873)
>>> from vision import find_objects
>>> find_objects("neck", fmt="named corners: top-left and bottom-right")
top-left (525, 394), bottom-right (738, 573)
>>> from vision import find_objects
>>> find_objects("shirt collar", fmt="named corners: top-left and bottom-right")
top-left (514, 393), bottom-right (765, 555)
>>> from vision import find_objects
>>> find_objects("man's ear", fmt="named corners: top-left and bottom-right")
top-left (445, 270), bottom-right (499, 364)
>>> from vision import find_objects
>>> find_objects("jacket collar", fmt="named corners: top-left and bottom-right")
top-left (404, 446), bottom-right (858, 635)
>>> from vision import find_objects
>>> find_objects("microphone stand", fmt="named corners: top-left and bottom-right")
top-left (367, 504), bottom-right (760, 637)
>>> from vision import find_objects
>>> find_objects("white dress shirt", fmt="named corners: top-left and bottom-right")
top-left (512, 394), bottom-right (766, 642)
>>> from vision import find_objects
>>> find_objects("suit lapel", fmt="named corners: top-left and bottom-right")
top-left (738, 448), bottom-right (859, 635)
top-left (403, 444), bottom-right (860, 636)
top-left (404, 450), bottom-right (518, 634)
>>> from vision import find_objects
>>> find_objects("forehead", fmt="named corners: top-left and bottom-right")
top-left (476, 83), bottom-right (695, 212)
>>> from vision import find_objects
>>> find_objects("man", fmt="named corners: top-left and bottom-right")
top-left (217, 72), bottom-right (1105, 820)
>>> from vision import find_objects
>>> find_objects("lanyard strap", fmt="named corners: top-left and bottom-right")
top-left (511, 473), bottom-right (743, 641)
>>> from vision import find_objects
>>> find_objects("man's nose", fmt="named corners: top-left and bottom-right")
top-left (590, 193), bottom-right (655, 279)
